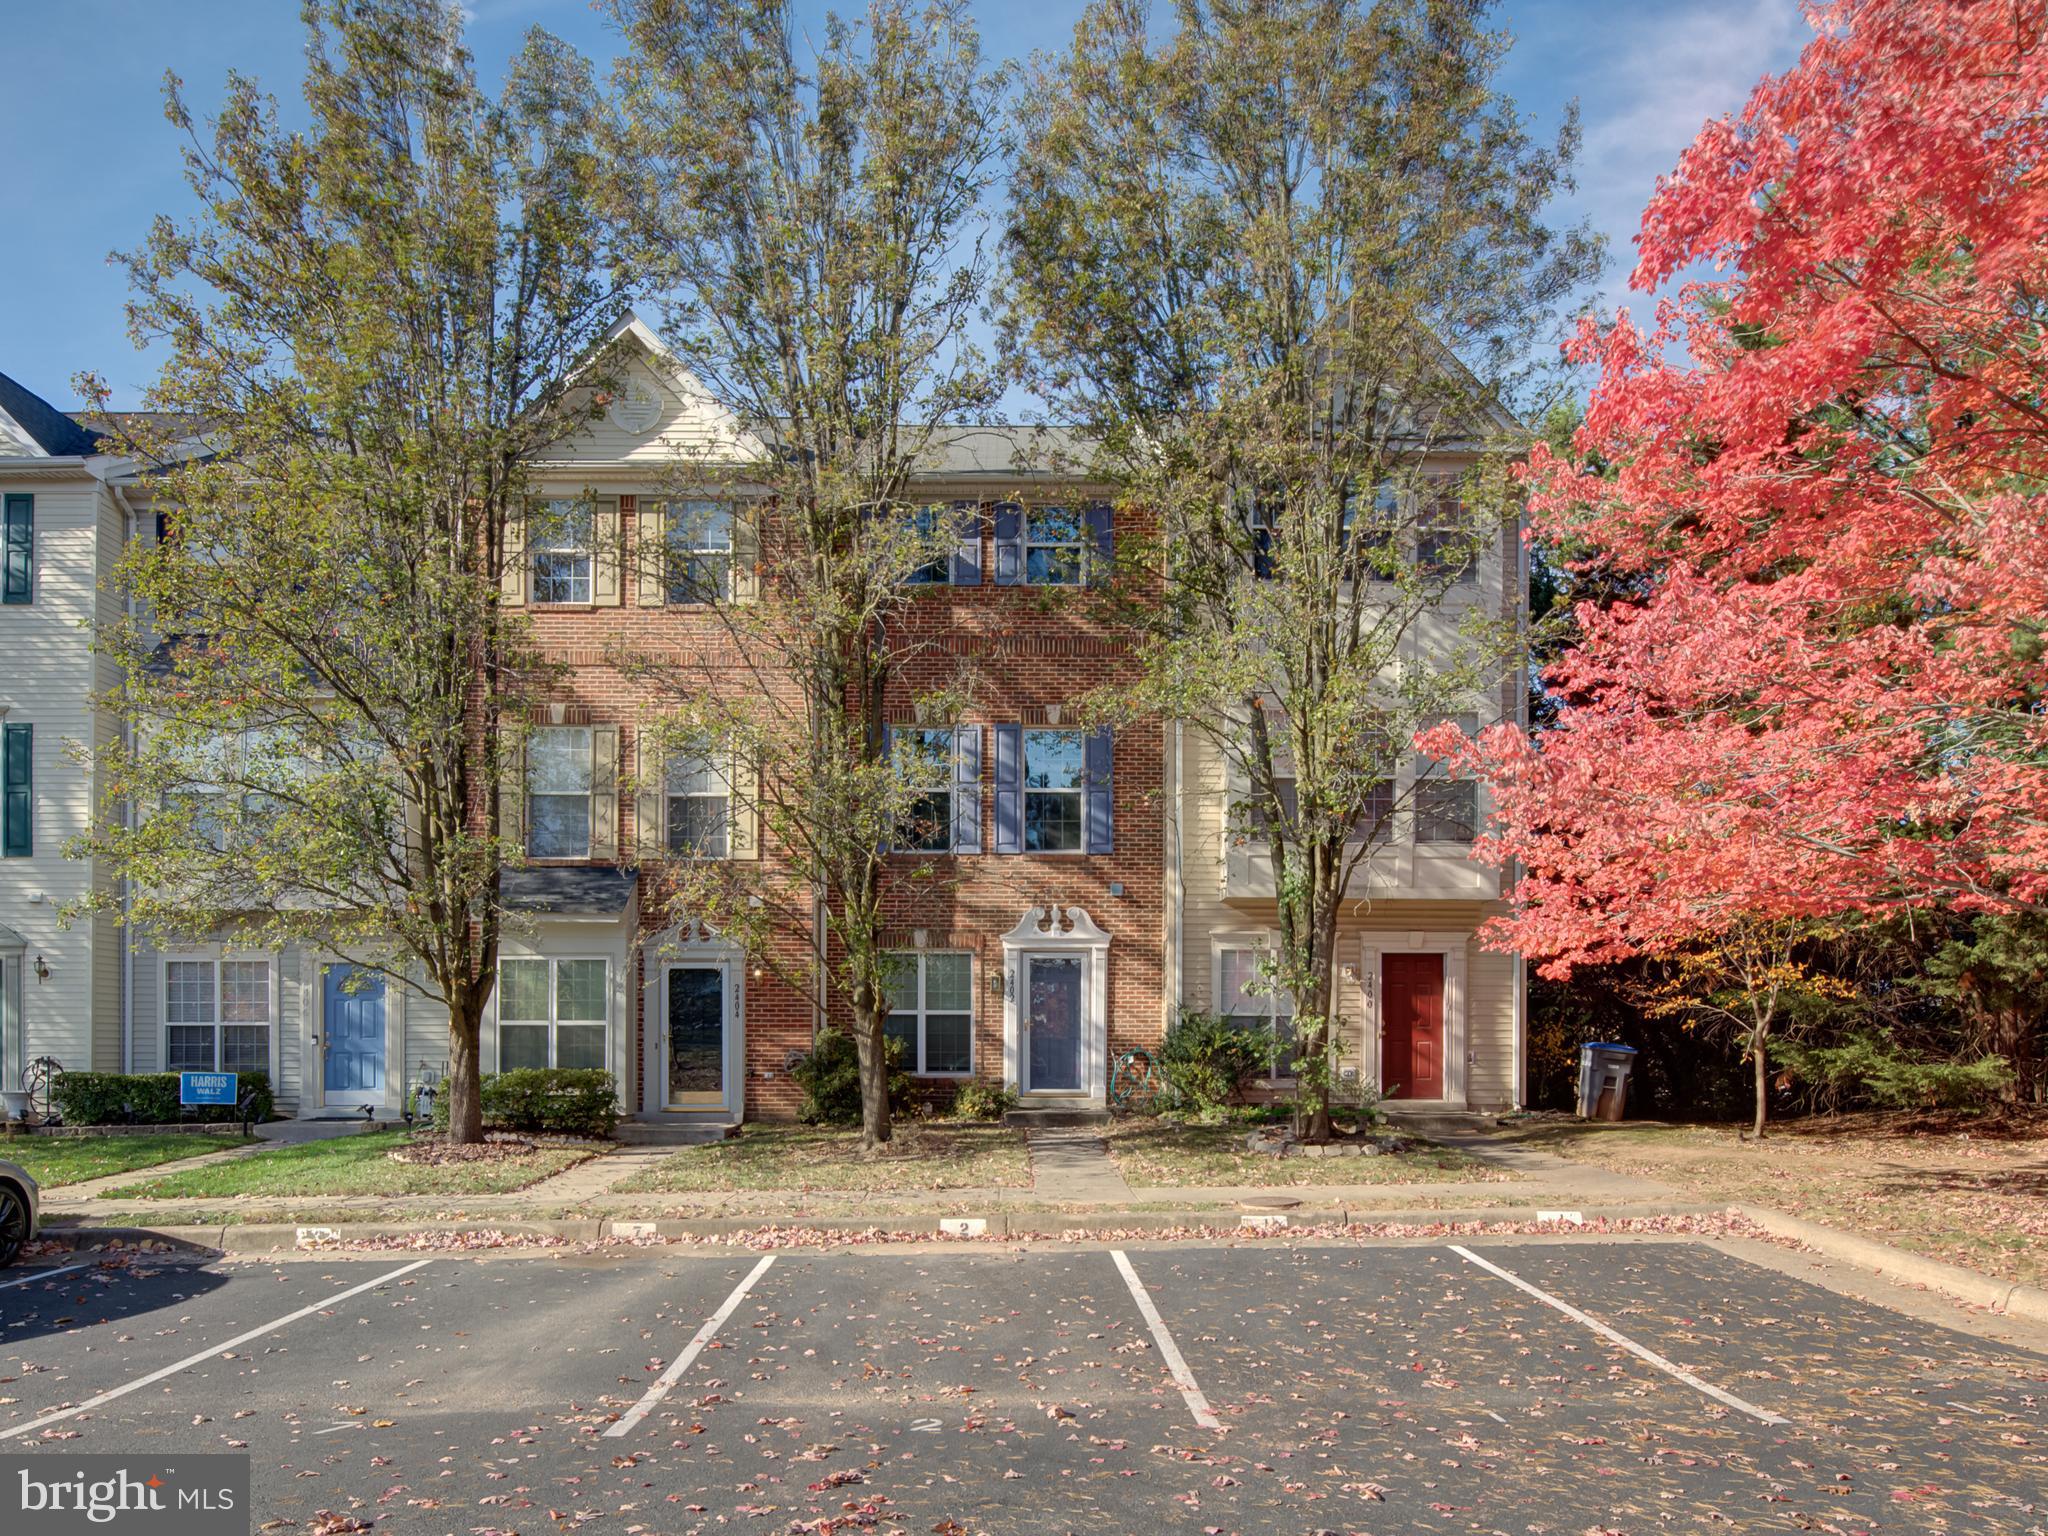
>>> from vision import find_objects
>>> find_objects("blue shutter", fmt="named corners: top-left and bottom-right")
top-left (949, 503), bottom-right (982, 586)
top-left (1251, 506), bottom-right (1274, 579)
top-left (2, 722), bottom-right (30, 857)
top-left (992, 502), bottom-right (1023, 586)
top-left (1084, 503), bottom-right (1114, 586)
top-left (993, 724), bottom-right (1023, 853)
top-left (1083, 726), bottom-right (1114, 854)
top-left (2, 495), bottom-right (32, 605)
top-left (952, 724), bottom-right (981, 853)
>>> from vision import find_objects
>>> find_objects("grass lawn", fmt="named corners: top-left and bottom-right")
top-left (1496, 1113), bottom-right (2048, 1289)
top-left (2, 1133), bottom-right (255, 1189)
top-left (1107, 1120), bottom-right (1505, 1188)
top-left (614, 1124), bottom-right (1033, 1195)
top-left (104, 1129), bottom-right (589, 1199)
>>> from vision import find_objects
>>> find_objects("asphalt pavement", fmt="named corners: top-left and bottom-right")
top-left (2, 1237), bottom-right (2043, 1534)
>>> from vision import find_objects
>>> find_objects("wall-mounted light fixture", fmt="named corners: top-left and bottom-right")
top-left (33, 955), bottom-right (50, 983)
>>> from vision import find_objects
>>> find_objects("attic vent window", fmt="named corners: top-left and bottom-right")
top-left (607, 379), bottom-right (662, 436)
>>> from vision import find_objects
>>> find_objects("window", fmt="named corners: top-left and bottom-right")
top-left (903, 505), bottom-right (951, 586)
top-left (164, 955), bottom-right (272, 1076)
top-left (894, 728), bottom-right (955, 852)
top-left (531, 499), bottom-right (594, 604)
top-left (1341, 481), bottom-right (1402, 580)
top-left (1023, 729), bottom-right (1084, 852)
top-left (2, 722), bottom-right (29, 858)
top-left (666, 747), bottom-right (730, 858)
top-left (498, 956), bottom-right (608, 1071)
top-left (1217, 945), bottom-right (1295, 1077)
top-left (665, 500), bottom-right (732, 604)
top-left (883, 951), bottom-right (973, 1075)
top-left (1024, 506), bottom-right (1086, 585)
top-left (1416, 485), bottom-right (1475, 580)
top-left (3, 494), bottom-right (31, 604)
top-left (528, 726), bottom-right (594, 858)
top-left (1415, 712), bottom-right (1478, 844)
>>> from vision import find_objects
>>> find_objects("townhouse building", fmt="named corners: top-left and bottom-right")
top-left (1, 316), bottom-right (1524, 1123)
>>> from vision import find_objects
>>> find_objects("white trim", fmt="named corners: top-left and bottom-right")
top-left (640, 922), bottom-right (745, 1121)
top-left (156, 944), bottom-right (282, 1089)
top-left (494, 953), bottom-right (612, 1074)
top-left (1358, 931), bottom-right (1469, 1106)
top-left (1208, 928), bottom-right (1296, 1085)
top-left (882, 949), bottom-right (975, 1077)
top-left (999, 905), bottom-right (1111, 1104)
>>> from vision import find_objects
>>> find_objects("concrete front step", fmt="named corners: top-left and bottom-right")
top-left (1006, 1103), bottom-right (1110, 1128)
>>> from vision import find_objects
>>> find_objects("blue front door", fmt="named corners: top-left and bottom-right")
top-left (323, 965), bottom-right (386, 1097)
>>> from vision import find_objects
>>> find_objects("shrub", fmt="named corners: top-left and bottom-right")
top-left (428, 1068), bottom-right (619, 1138)
top-left (790, 1028), bottom-right (912, 1126)
top-left (52, 1070), bottom-right (274, 1126)
top-left (1775, 1033), bottom-right (2015, 1112)
top-left (1158, 1009), bottom-right (1268, 1114)
top-left (948, 1079), bottom-right (1019, 1122)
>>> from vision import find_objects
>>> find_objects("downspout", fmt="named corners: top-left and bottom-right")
top-left (112, 484), bottom-right (138, 1075)
top-left (1511, 497), bottom-right (1532, 1110)
top-left (1168, 720), bottom-right (1184, 1028)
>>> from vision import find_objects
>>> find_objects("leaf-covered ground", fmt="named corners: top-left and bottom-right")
top-left (1497, 1112), bottom-right (2048, 1287)
top-left (2, 1133), bottom-right (255, 1188)
top-left (611, 1123), bottom-right (1034, 1194)
top-left (1106, 1120), bottom-right (1504, 1187)
top-left (101, 1129), bottom-right (588, 1199)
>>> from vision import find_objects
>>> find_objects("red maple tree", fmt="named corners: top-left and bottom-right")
top-left (1428, 0), bottom-right (2048, 1114)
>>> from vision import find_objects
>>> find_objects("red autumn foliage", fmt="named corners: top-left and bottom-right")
top-left (1426, 0), bottom-right (2048, 975)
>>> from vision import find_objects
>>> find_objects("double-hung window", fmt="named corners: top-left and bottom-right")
top-left (666, 747), bottom-right (731, 858)
top-left (1217, 945), bottom-right (1295, 1077)
top-left (894, 728), bottom-right (955, 852)
top-left (1023, 729), bottom-right (1084, 852)
top-left (164, 955), bottom-right (273, 1076)
top-left (528, 726), bottom-right (594, 858)
top-left (903, 505), bottom-right (951, 586)
top-left (882, 951), bottom-right (973, 1075)
top-left (1416, 485), bottom-right (1476, 581)
top-left (665, 500), bottom-right (732, 604)
top-left (498, 956), bottom-right (608, 1071)
top-left (1414, 712), bottom-right (1478, 845)
top-left (531, 499), bottom-right (594, 604)
top-left (1024, 506), bottom-right (1086, 585)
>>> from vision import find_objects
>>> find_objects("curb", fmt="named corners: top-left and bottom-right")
top-left (1734, 1203), bottom-right (2048, 1324)
top-left (39, 1200), bottom-right (1733, 1253)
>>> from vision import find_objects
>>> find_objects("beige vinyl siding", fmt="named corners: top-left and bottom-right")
top-left (530, 358), bottom-right (759, 468)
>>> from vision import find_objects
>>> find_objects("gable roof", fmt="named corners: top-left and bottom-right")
top-left (0, 370), bottom-right (102, 458)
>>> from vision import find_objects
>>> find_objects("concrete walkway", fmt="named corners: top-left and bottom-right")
top-left (1026, 1128), bottom-right (1135, 1204)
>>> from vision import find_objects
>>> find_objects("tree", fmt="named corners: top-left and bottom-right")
top-left (1438, 0), bottom-right (2048, 1102)
top-left (606, 0), bottom-right (1008, 1148)
top-left (74, 0), bottom-right (630, 1143)
top-left (1003, 0), bottom-right (1599, 1135)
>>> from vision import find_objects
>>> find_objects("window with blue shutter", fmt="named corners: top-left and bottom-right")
top-left (1084, 726), bottom-right (1114, 853)
top-left (993, 724), bottom-right (1023, 852)
top-left (991, 503), bottom-right (1024, 586)
top-left (952, 724), bottom-right (981, 852)
top-left (950, 504), bottom-right (983, 586)
top-left (1084, 503), bottom-right (1114, 586)
top-left (2, 722), bottom-right (30, 857)
top-left (3, 495), bottom-right (32, 605)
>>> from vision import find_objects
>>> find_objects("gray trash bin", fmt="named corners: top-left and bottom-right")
top-left (1577, 1043), bottom-right (1638, 1121)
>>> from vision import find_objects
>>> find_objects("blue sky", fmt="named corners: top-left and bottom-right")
top-left (1, 0), bottom-right (1812, 411)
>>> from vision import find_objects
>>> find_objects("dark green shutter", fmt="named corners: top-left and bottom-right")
top-left (2, 723), bottom-right (30, 857)
top-left (2, 495), bottom-right (31, 604)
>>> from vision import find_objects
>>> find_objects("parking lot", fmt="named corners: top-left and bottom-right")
top-left (3, 1237), bottom-right (2045, 1534)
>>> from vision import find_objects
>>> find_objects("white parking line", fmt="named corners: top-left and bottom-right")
top-left (1449, 1245), bottom-right (1788, 1426)
top-left (0, 1259), bottom-right (431, 1441)
top-left (604, 1254), bottom-right (775, 1439)
top-left (1111, 1250), bottom-right (1223, 1434)
top-left (0, 1262), bottom-right (93, 1293)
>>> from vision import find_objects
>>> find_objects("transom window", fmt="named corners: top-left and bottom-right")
top-left (531, 499), bottom-right (594, 604)
top-left (1217, 945), bottom-right (1295, 1077)
top-left (883, 951), bottom-right (973, 1075)
top-left (894, 728), bottom-right (954, 852)
top-left (666, 747), bottom-right (731, 858)
top-left (1023, 729), bottom-right (1084, 852)
top-left (665, 500), bottom-right (733, 603)
top-left (165, 955), bottom-right (273, 1076)
top-left (1024, 506), bottom-right (1086, 585)
top-left (498, 956), bottom-right (607, 1071)
top-left (528, 726), bottom-right (594, 858)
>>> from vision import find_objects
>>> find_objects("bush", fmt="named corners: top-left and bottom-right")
top-left (1775, 1033), bottom-right (2016, 1112)
top-left (52, 1070), bottom-right (274, 1126)
top-left (428, 1068), bottom-right (619, 1138)
top-left (948, 1079), bottom-right (1019, 1121)
top-left (791, 1028), bottom-right (913, 1126)
top-left (1158, 1009), bottom-right (1268, 1114)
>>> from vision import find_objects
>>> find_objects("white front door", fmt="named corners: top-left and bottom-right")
top-left (1023, 952), bottom-right (1085, 1093)
top-left (663, 962), bottom-right (729, 1109)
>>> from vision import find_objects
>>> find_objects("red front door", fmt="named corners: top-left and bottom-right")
top-left (1380, 953), bottom-right (1444, 1100)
